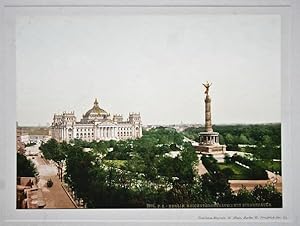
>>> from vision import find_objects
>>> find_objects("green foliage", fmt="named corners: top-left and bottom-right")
top-left (40, 126), bottom-right (281, 208)
top-left (255, 160), bottom-right (281, 175)
top-left (183, 123), bottom-right (281, 158)
top-left (221, 168), bottom-right (234, 178)
top-left (202, 154), bottom-right (268, 180)
top-left (218, 163), bottom-right (250, 180)
top-left (251, 185), bottom-right (282, 207)
top-left (142, 127), bottom-right (184, 145)
top-left (230, 154), bottom-right (268, 180)
top-left (39, 138), bottom-right (66, 164)
top-left (234, 187), bottom-right (256, 204)
top-left (17, 153), bottom-right (38, 177)
top-left (214, 124), bottom-right (281, 146)
top-left (201, 155), bottom-right (219, 174)
top-left (200, 173), bottom-right (232, 203)
top-left (224, 153), bottom-right (231, 163)
top-left (64, 145), bottom-right (95, 201)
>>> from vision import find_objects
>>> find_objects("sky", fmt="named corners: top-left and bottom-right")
top-left (16, 13), bottom-right (281, 126)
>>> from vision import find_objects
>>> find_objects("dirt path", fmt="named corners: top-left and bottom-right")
top-left (197, 161), bottom-right (208, 175)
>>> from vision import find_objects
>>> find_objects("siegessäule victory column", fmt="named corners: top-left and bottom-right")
top-left (197, 82), bottom-right (226, 154)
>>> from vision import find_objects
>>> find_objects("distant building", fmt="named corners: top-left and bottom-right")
top-left (17, 126), bottom-right (51, 144)
top-left (29, 135), bottom-right (51, 144)
top-left (16, 127), bottom-right (30, 144)
top-left (51, 98), bottom-right (142, 142)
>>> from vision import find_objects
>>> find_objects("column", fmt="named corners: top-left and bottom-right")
top-left (205, 95), bottom-right (213, 133)
top-left (63, 128), bottom-right (65, 140)
top-left (96, 127), bottom-right (98, 139)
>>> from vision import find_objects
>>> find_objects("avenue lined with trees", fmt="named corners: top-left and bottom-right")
top-left (38, 125), bottom-right (282, 208)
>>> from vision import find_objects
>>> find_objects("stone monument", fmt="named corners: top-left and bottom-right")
top-left (197, 82), bottom-right (226, 153)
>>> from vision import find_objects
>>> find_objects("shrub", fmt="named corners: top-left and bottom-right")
top-left (221, 168), bottom-right (234, 178)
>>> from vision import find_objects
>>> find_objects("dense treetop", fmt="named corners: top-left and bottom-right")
top-left (38, 126), bottom-right (282, 208)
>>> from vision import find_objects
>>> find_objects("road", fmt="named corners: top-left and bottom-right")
top-left (26, 144), bottom-right (76, 208)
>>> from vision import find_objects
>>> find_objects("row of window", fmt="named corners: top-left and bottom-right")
top-left (76, 133), bottom-right (94, 136)
top-left (118, 132), bottom-right (132, 136)
top-left (72, 131), bottom-right (133, 138)
top-left (75, 127), bottom-right (134, 132)
top-left (65, 117), bottom-right (74, 121)
top-left (77, 128), bottom-right (93, 132)
top-left (119, 127), bottom-right (132, 131)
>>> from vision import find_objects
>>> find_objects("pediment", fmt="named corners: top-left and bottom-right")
top-left (97, 120), bottom-right (117, 127)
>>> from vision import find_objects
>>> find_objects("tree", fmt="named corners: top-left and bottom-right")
top-left (17, 153), bottom-right (38, 177)
top-left (224, 153), bottom-right (231, 163)
top-left (39, 138), bottom-right (65, 164)
top-left (239, 134), bottom-right (249, 144)
top-left (225, 133), bottom-right (235, 144)
top-left (200, 173), bottom-right (232, 203)
top-left (219, 134), bottom-right (225, 145)
top-left (252, 185), bottom-right (282, 207)
top-left (58, 126), bottom-right (282, 208)
top-left (221, 168), bottom-right (234, 179)
top-left (64, 145), bottom-right (94, 202)
top-left (234, 187), bottom-right (255, 204)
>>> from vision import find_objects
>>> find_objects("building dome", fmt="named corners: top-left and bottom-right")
top-left (84, 98), bottom-right (109, 118)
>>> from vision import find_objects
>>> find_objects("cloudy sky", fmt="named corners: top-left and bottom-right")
top-left (16, 12), bottom-right (281, 126)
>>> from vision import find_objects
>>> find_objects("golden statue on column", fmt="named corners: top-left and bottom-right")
top-left (202, 81), bottom-right (212, 95)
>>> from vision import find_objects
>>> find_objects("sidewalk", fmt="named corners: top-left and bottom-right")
top-left (197, 161), bottom-right (208, 176)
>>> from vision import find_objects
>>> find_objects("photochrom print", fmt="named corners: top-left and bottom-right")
top-left (1, 0), bottom-right (299, 224)
top-left (15, 9), bottom-right (283, 210)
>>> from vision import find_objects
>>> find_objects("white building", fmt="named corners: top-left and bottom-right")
top-left (16, 128), bottom-right (30, 144)
top-left (51, 99), bottom-right (142, 142)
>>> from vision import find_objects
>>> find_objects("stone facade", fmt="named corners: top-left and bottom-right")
top-left (51, 99), bottom-right (142, 142)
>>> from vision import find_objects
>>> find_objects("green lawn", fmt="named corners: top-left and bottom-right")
top-left (103, 160), bottom-right (127, 168)
top-left (255, 160), bottom-right (281, 175)
top-left (218, 162), bottom-right (250, 180)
